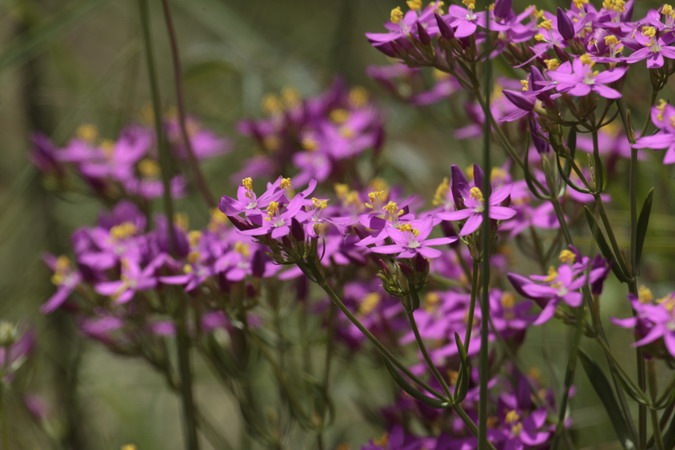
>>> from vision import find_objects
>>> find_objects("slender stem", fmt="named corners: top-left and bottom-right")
top-left (138, 0), bottom-right (177, 253)
top-left (0, 380), bottom-right (8, 450)
top-left (174, 299), bottom-right (200, 450)
top-left (299, 263), bottom-right (444, 399)
top-left (316, 302), bottom-right (338, 449)
top-left (463, 258), bottom-right (480, 354)
top-left (405, 308), bottom-right (452, 398)
top-left (648, 360), bottom-right (665, 450)
top-left (159, 0), bottom-right (215, 207)
top-left (478, 8), bottom-right (492, 446)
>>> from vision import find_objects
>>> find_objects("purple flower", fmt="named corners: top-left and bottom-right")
top-left (95, 256), bottom-right (165, 304)
top-left (42, 255), bottom-right (82, 313)
top-left (633, 100), bottom-right (675, 164)
top-left (437, 185), bottom-right (516, 236)
top-left (370, 217), bottom-right (456, 259)
top-left (624, 25), bottom-right (675, 68)
top-left (548, 55), bottom-right (627, 98)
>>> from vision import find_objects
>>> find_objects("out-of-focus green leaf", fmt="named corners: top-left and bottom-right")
top-left (635, 188), bottom-right (654, 275)
top-left (578, 349), bottom-right (636, 450)
top-left (383, 358), bottom-right (450, 409)
top-left (453, 332), bottom-right (470, 402)
top-left (584, 206), bottom-right (629, 282)
top-left (0, 0), bottom-right (110, 71)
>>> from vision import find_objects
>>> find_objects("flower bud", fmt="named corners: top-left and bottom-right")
top-left (291, 218), bottom-right (305, 241)
top-left (413, 253), bottom-right (429, 274)
top-left (252, 249), bottom-right (266, 278)
top-left (435, 14), bottom-right (455, 40)
top-left (493, 0), bottom-right (512, 19)
top-left (416, 22), bottom-right (431, 46)
top-left (0, 321), bottom-right (18, 347)
top-left (556, 8), bottom-right (575, 41)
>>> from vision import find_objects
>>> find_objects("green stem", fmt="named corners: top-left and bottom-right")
top-left (648, 360), bottom-right (665, 450)
top-left (138, 0), bottom-right (177, 253)
top-left (405, 307), bottom-right (452, 398)
top-left (159, 0), bottom-right (215, 207)
top-left (462, 258), bottom-right (480, 354)
top-left (0, 381), bottom-right (8, 450)
top-left (175, 300), bottom-right (200, 450)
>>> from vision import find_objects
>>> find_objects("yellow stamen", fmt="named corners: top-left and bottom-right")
top-left (511, 423), bottom-right (523, 435)
top-left (534, 33), bottom-right (546, 42)
top-left (559, 249), bottom-right (576, 264)
top-left (501, 292), bottom-right (516, 309)
top-left (339, 126), bottom-right (354, 139)
top-left (110, 222), bottom-right (137, 240)
top-left (663, 4), bottom-right (675, 18)
top-left (579, 53), bottom-right (594, 66)
top-left (330, 108), bottom-right (350, 124)
top-left (544, 58), bottom-right (560, 71)
top-left (311, 197), bottom-right (328, 209)
top-left (390, 7), bottom-right (404, 24)
top-left (656, 99), bottom-right (667, 121)
top-left (263, 135), bottom-right (280, 151)
top-left (281, 87), bottom-right (301, 108)
top-left (520, 79), bottom-right (529, 91)
top-left (365, 190), bottom-right (386, 209)
top-left (208, 208), bottom-right (229, 232)
top-left (469, 186), bottom-right (484, 202)
top-left (121, 445), bottom-right (138, 450)
top-left (432, 177), bottom-right (449, 206)
top-left (174, 213), bottom-right (189, 231)
top-left (234, 241), bottom-right (250, 257)
top-left (573, 0), bottom-right (588, 8)
top-left (638, 285), bottom-right (654, 303)
top-left (302, 137), bottom-right (318, 151)
top-left (406, 0), bottom-right (422, 10)
top-left (266, 201), bottom-right (280, 217)
top-left (188, 230), bottom-right (202, 247)
top-left (359, 292), bottom-right (382, 316)
top-left (280, 177), bottom-right (292, 190)
top-left (348, 86), bottom-right (369, 108)
top-left (539, 19), bottom-right (553, 31)
top-left (544, 266), bottom-right (558, 283)
top-left (261, 93), bottom-right (282, 114)
top-left (383, 201), bottom-right (403, 217)
top-left (641, 26), bottom-right (657, 38)
top-left (187, 251), bottom-right (201, 265)
top-left (242, 177), bottom-right (253, 191)
top-left (137, 158), bottom-right (160, 178)
top-left (462, 0), bottom-right (475, 10)
top-left (604, 35), bottom-right (620, 46)
top-left (334, 183), bottom-right (349, 199)
top-left (505, 410), bottom-right (520, 424)
top-left (76, 124), bottom-right (98, 142)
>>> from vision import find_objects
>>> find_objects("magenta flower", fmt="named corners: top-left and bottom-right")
top-left (95, 256), bottom-right (165, 304)
top-left (624, 25), bottom-right (675, 68)
top-left (42, 255), bottom-right (82, 313)
top-left (370, 217), bottom-right (456, 259)
top-left (437, 185), bottom-right (516, 236)
top-left (612, 290), bottom-right (675, 358)
top-left (633, 100), bottom-right (675, 164)
top-left (548, 55), bottom-right (627, 99)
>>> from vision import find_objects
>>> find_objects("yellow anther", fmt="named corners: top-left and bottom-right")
top-left (573, 0), bottom-right (589, 8)
top-left (539, 19), bottom-right (553, 31)
top-left (505, 410), bottom-right (520, 424)
top-left (374, 433), bottom-right (389, 447)
top-left (559, 249), bottom-right (576, 264)
top-left (280, 177), bottom-right (292, 190)
top-left (486, 416), bottom-right (499, 429)
top-left (359, 292), bottom-right (382, 316)
top-left (100, 140), bottom-right (115, 158)
top-left (121, 445), bottom-right (138, 450)
top-left (348, 86), bottom-right (369, 108)
top-left (208, 208), bottom-right (229, 232)
top-left (432, 177), bottom-right (449, 206)
top-left (261, 93), bottom-right (282, 114)
top-left (344, 191), bottom-right (362, 208)
top-left (534, 33), bottom-right (546, 42)
top-left (398, 223), bottom-right (414, 233)
top-left (579, 53), bottom-right (594, 66)
top-left (390, 7), bottom-right (404, 23)
top-left (521, 79), bottom-right (530, 91)
top-left (183, 264), bottom-right (193, 274)
top-left (311, 197), bottom-right (328, 209)
top-left (407, 0), bottom-right (422, 10)
top-left (663, 4), bottom-right (675, 18)
top-left (76, 124), bottom-right (98, 142)
top-left (511, 423), bottom-right (523, 435)
top-left (462, 0), bottom-right (475, 10)
top-left (491, 167), bottom-right (508, 181)
top-left (642, 26), bottom-right (657, 38)
top-left (365, 190), bottom-right (386, 209)
top-left (339, 126), bottom-right (354, 139)
top-left (383, 201), bottom-right (403, 217)
top-left (656, 99), bottom-right (668, 120)
top-left (604, 35), bottom-right (620, 46)
top-left (528, 367), bottom-right (542, 380)
top-left (425, 292), bottom-right (441, 308)
top-left (657, 294), bottom-right (674, 311)
top-left (188, 230), bottom-right (202, 247)
top-left (638, 285), bottom-right (654, 303)
top-left (51, 255), bottom-right (71, 285)
top-left (330, 108), bottom-right (350, 124)
top-left (602, 0), bottom-right (625, 13)
top-left (544, 58), bottom-right (560, 71)
top-left (242, 177), bottom-right (253, 191)
top-left (447, 369), bottom-right (459, 386)
top-left (369, 177), bottom-right (390, 193)
top-left (301, 136), bottom-right (318, 151)
top-left (174, 212), bottom-right (189, 231)
top-left (544, 266), bottom-right (558, 283)
top-left (501, 292), bottom-right (516, 309)
top-left (530, 6), bottom-right (544, 19)
top-left (469, 186), bottom-right (484, 202)
top-left (187, 251), bottom-right (201, 264)
top-left (234, 241), bottom-right (250, 257)
top-left (262, 135), bottom-right (280, 151)
top-left (281, 87), bottom-right (301, 108)
top-left (266, 201), bottom-right (279, 217)
top-left (137, 158), bottom-right (160, 178)
top-left (110, 222), bottom-right (137, 240)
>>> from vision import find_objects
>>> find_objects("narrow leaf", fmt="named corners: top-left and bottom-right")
top-left (635, 188), bottom-right (654, 275)
top-left (584, 207), bottom-right (629, 282)
top-left (383, 358), bottom-right (450, 409)
top-left (579, 350), bottom-right (636, 449)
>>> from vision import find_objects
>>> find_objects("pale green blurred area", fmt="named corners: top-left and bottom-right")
top-left (0, 0), bottom-right (673, 449)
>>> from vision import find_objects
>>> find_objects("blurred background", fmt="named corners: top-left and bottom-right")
top-left (1, 0), bottom-right (673, 448)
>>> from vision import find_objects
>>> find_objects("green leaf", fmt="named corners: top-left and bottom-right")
top-left (453, 332), bottom-right (470, 402)
top-left (579, 349), bottom-right (636, 450)
top-left (663, 411), bottom-right (675, 450)
top-left (635, 188), bottom-right (654, 275)
top-left (584, 207), bottom-right (629, 282)
top-left (382, 358), bottom-right (451, 409)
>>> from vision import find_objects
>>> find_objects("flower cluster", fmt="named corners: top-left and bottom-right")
top-left (612, 286), bottom-right (675, 360)
top-left (235, 80), bottom-right (384, 186)
top-left (31, 116), bottom-right (230, 200)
